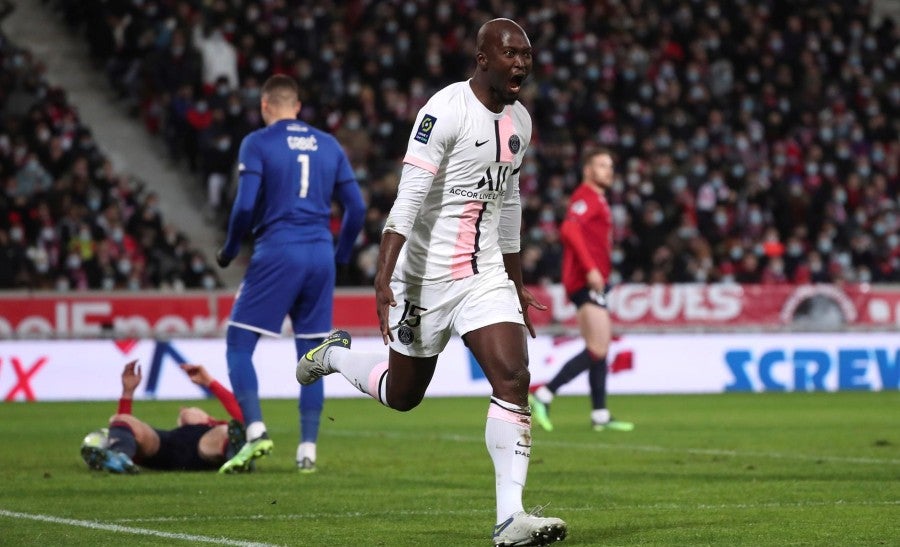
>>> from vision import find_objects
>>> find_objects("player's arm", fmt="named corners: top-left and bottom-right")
top-left (560, 214), bottom-right (603, 289)
top-left (117, 360), bottom-right (141, 415)
top-left (500, 163), bottom-right (546, 338)
top-left (181, 364), bottom-right (244, 422)
top-left (333, 152), bottom-right (366, 264)
top-left (375, 163), bottom-right (434, 344)
top-left (217, 137), bottom-right (263, 267)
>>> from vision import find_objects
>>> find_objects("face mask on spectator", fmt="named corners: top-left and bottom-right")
top-left (111, 228), bottom-right (124, 243)
top-left (818, 238), bottom-right (833, 254)
top-left (787, 242), bottom-right (803, 257)
top-left (56, 277), bottom-right (70, 291)
top-left (41, 226), bottom-right (56, 241)
top-left (857, 165), bottom-right (871, 177)
top-left (102, 277), bottom-right (115, 290)
top-left (35, 258), bottom-right (49, 274)
top-left (201, 274), bottom-right (216, 290)
top-left (67, 254), bottom-right (81, 269)
top-left (728, 246), bottom-right (742, 260)
top-left (252, 57), bottom-right (269, 72)
top-left (118, 258), bottom-right (132, 275)
top-left (10, 226), bottom-right (23, 242)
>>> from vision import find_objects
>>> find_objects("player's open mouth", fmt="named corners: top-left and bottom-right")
top-left (508, 74), bottom-right (525, 93)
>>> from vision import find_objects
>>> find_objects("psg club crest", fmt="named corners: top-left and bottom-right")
top-left (398, 325), bottom-right (415, 345)
top-left (508, 134), bottom-right (521, 154)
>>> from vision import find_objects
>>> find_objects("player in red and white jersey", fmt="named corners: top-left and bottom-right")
top-left (296, 18), bottom-right (567, 547)
top-left (530, 148), bottom-right (634, 433)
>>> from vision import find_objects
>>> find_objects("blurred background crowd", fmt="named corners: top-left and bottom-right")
top-left (1, 0), bottom-right (897, 291)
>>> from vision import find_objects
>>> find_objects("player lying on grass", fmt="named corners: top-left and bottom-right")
top-left (80, 360), bottom-right (246, 473)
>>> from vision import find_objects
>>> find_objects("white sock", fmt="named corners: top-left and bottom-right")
top-left (328, 349), bottom-right (391, 406)
top-left (534, 385), bottom-right (554, 404)
top-left (485, 397), bottom-right (530, 523)
top-left (246, 421), bottom-right (266, 442)
top-left (296, 441), bottom-right (316, 462)
top-left (592, 408), bottom-right (611, 424)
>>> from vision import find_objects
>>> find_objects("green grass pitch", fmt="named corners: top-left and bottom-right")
top-left (1, 391), bottom-right (897, 546)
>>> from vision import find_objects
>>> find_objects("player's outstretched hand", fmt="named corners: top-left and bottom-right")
top-left (181, 364), bottom-right (213, 388)
top-left (215, 248), bottom-right (232, 268)
top-left (121, 360), bottom-right (142, 395)
top-left (519, 287), bottom-right (548, 338)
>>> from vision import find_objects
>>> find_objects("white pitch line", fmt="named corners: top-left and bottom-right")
top-left (113, 500), bottom-right (900, 524)
top-left (0, 509), bottom-right (280, 547)
top-left (327, 429), bottom-right (900, 465)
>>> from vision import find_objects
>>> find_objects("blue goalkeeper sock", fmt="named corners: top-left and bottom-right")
top-left (296, 337), bottom-right (323, 444)
top-left (226, 326), bottom-right (263, 427)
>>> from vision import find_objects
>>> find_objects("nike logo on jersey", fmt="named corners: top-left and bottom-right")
top-left (475, 139), bottom-right (489, 147)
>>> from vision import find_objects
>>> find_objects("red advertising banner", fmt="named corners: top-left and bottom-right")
top-left (0, 284), bottom-right (898, 338)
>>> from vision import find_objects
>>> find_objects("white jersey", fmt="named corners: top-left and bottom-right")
top-left (392, 81), bottom-right (531, 285)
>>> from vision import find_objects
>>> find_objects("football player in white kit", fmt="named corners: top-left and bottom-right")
top-left (297, 18), bottom-right (567, 546)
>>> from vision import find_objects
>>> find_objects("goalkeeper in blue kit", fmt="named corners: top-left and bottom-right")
top-left (216, 74), bottom-right (365, 473)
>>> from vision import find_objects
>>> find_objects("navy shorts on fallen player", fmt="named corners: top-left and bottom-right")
top-left (569, 286), bottom-right (611, 309)
top-left (139, 425), bottom-right (217, 471)
top-left (229, 240), bottom-right (335, 336)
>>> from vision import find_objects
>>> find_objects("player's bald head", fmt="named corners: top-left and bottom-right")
top-left (476, 18), bottom-right (529, 53)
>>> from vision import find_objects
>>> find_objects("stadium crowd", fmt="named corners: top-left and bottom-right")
top-left (0, 25), bottom-right (222, 290)
top-left (6, 0), bottom-right (900, 290)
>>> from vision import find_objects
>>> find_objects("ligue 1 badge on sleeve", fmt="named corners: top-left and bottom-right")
top-left (414, 114), bottom-right (437, 144)
top-left (508, 134), bottom-right (521, 154)
top-left (398, 325), bottom-right (415, 345)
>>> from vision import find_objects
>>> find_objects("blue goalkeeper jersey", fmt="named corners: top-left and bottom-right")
top-left (221, 118), bottom-right (363, 262)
